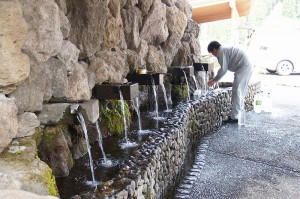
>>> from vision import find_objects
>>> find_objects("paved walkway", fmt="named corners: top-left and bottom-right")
top-left (176, 84), bottom-right (300, 199)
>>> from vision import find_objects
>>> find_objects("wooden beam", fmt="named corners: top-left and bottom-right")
top-left (191, 0), bottom-right (252, 24)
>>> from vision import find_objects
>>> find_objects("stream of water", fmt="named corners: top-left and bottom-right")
top-left (76, 113), bottom-right (97, 186)
top-left (119, 88), bottom-right (138, 149)
top-left (160, 83), bottom-right (170, 112)
top-left (182, 70), bottom-right (190, 101)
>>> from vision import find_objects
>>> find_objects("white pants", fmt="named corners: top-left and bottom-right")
top-left (231, 65), bottom-right (253, 119)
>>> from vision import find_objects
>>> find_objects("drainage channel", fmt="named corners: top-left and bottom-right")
top-left (173, 135), bottom-right (211, 199)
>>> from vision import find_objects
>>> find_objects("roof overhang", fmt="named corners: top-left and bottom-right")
top-left (190, 0), bottom-right (253, 23)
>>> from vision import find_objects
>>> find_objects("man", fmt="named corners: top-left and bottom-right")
top-left (207, 41), bottom-right (253, 123)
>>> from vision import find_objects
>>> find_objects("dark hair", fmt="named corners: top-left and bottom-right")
top-left (207, 41), bottom-right (221, 52)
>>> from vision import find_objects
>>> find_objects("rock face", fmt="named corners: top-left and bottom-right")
top-left (0, 0), bottom-right (202, 198)
top-left (0, 0), bottom-right (30, 94)
top-left (17, 112), bottom-right (40, 138)
top-left (0, 190), bottom-right (59, 199)
top-left (38, 126), bottom-right (74, 177)
top-left (0, 137), bottom-right (59, 197)
top-left (0, 94), bottom-right (18, 153)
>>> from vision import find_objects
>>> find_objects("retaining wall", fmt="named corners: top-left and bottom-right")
top-left (103, 81), bottom-right (261, 199)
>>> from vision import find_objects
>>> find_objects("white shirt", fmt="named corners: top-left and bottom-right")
top-left (214, 46), bottom-right (252, 82)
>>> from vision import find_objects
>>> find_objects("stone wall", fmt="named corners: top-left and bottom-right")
top-left (0, 1), bottom-right (200, 197)
top-left (0, 0), bottom-right (200, 151)
top-left (96, 82), bottom-right (261, 199)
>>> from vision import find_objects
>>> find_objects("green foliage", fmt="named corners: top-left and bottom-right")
top-left (99, 100), bottom-right (131, 135)
top-left (282, 0), bottom-right (300, 19)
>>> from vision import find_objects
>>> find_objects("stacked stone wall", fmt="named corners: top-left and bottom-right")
top-left (104, 82), bottom-right (261, 199)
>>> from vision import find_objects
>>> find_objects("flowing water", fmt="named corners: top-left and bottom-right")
top-left (95, 121), bottom-right (114, 167)
top-left (56, 110), bottom-right (168, 199)
top-left (119, 88), bottom-right (138, 149)
top-left (76, 113), bottom-right (97, 185)
top-left (182, 70), bottom-right (190, 101)
top-left (160, 83), bottom-right (171, 112)
top-left (133, 97), bottom-right (142, 132)
top-left (151, 77), bottom-right (159, 119)
top-left (203, 72), bottom-right (208, 96)
top-left (192, 75), bottom-right (201, 96)
top-left (133, 98), bottom-right (152, 135)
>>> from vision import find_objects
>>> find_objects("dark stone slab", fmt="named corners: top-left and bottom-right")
top-left (92, 83), bottom-right (139, 100)
top-left (126, 73), bottom-right (165, 85)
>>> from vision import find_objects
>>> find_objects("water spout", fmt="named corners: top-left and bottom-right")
top-left (133, 97), bottom-right (142, 132)
top-left (119, 88), bottom-right (138, 149)
top-left (160, 83), bottom-right (170, 112)
top-left (119, 88), bottom-right (129, 143)
top-left (151, 77), bottom-right (159, 118)
top-left (182, 70), bottom-right (190, 101)
top-left (94, 121), bottom-right (110, 166)
top-left (192, 75), bottom-right (201, 96)
top-left (76, 113), bottom-right (97, 185)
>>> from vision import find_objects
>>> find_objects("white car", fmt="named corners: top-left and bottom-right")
top-left (250, 29), bottom-right (300, 76)
top-left (262, 46), bottom-right (300, 76)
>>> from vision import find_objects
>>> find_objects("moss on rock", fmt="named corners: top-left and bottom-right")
top-left (0, 137), bottom-right (59, 197)
top-left (171, 85), bottom-right (189, 101)
top-left (99, 100), bottom-right (132, 136)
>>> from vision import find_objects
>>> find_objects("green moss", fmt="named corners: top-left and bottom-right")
top-left (41, 167), bottom-right (59, 196)
top-left (171, 85), bottom-right (188, 100)
top-left (145, 185), bottom-right (151, 199)
top-left (99, 100), bottom-right (132, 135)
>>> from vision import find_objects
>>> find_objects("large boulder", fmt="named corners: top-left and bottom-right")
top-left (44, 41), bottom-right (91, 101)
top-left (172, 41), bottom-right (191, 66)
top-left (174, 0), bottom-right (192, 20)
top-left (37, 103), bottom-right (73, 125)
top-left (102, 0), bottom-right (124, 50)
top-left (65, 0), bottom-right (101, 57)
top-left (140, 0), bottom-right (169, 46)
top-left (0, 94), bottom-right (18, 153)
top-left (0, 137), bottom-right (59, 197)
top-left (146, 45), bottom-right (167, 73)
top-left (121, 5), bottom-right (142, 49)
top-left (17, 112), bottom-right (40, 138)
top-left (38, 125), bottom-right (74, 177)
top-left (126, 39), bottom-right (149, 71)
top-left (9, 0), bottom-right (64, 113)
top-left (0, 0), bottom-right (30, 94)
top-left (89, 50), bottom-right (128, 84)
top-left (9, 62), bottom-right (47, 113)
top-left (20, 0), bottom-right (63, 64)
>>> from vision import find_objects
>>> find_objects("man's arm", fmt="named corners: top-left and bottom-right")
top-left (213, 51), bottom-right (228, 82)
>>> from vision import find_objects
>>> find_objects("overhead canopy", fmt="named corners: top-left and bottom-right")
top-left (189, 0), bottom-right (253, 23)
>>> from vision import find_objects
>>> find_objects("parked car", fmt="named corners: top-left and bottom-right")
top-left (259, 45), bottom-right (300, 75)
top-left (250, 29), bottom-right (300, 76)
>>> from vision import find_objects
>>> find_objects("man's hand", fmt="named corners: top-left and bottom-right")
top-left (208, 79), bottom-right (215, 87)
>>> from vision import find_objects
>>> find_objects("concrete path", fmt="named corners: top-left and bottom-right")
top-left (176, 84), bottom-right (300, 199)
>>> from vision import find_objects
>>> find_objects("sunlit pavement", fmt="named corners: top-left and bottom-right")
top-left (176, 74), bottom-right (300, 199)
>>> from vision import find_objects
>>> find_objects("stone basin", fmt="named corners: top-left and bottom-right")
top-left (92, 82), bottom-right (139, 100)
